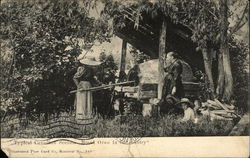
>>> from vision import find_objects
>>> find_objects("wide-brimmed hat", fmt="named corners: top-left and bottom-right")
top-left (176, 98), bottom-right (194, 108)
top-left (77, 51), bottom-right (101, 66)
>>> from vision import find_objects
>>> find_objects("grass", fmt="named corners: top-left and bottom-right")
top-left (1, 112), bottom-right (236, 138)
top-left (93, 115), bottom-right (235, 137)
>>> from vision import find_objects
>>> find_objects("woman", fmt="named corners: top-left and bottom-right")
top-left (73, 53), bottom-right (101, 120)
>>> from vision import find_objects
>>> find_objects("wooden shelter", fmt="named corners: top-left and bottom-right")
top-left (114, 8), bottom-right (204, 99)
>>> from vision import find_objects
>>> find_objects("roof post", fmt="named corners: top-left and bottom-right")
top-left (158, 18), bottom-right (167, 99)
top-left (120, 40), bottom-right (127, 73)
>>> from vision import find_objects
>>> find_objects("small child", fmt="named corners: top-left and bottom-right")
top-left (178, 98), bottom-right (196, 122)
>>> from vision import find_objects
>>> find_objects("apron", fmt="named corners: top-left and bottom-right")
top-left (76, 81), bottom-right (93, 120)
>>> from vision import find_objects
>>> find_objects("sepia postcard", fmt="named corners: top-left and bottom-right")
top-left (1, 0), bottom-right (249, 157)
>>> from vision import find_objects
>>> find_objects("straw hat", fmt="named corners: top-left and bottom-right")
top-left (176, 98), bottom-right (194, 108)
top-left (77, 51), bottom-right (101, 66)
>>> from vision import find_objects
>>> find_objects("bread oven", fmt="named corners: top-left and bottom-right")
top-left (116, 59), bottom-right (201, 99)
top-left (114, 59), bottom-right (202, 115)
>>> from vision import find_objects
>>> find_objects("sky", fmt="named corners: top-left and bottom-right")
top-left (89, 36), bottom-right (134, 71)
top-left (85, 2), bottom-right (134, 70)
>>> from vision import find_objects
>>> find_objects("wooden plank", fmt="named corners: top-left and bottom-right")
top-left (140, 84), bottom-right (158, 91)
top-left (210, 110), bottom-right (230, 115)
top-left (224, 103), bottom-right (235, 110)
top-left (207, 100), bottom-right (222, 108)
top-left (140, 91), bottom-right (157, 99)
top-left (206, 103), bottom-right (222, 110)
top-left (158, 18), bottom-right (167, 99)
top-left (211, 109), bottom-right (235, 114)
top-left (214, 99), bottom-right (230, 111)
top-left (124, 92), bottom-right (138, 98)
top-left (120, 40), bottom-right (127, 73)
top-left (207, 99), bottom-right (218, 105)
top-left (122, 86), bottom-right (138, 93)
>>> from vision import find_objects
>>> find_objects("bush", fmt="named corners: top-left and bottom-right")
top-left (0, 0), bottom-right (111, 117)
top-left (230, 40), bottom-right (249, 112)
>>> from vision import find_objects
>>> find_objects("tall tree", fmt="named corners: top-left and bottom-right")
top-left (218, 0), bottom-right (233, 101)
top-left (216, 0), bottom-right (249, 101)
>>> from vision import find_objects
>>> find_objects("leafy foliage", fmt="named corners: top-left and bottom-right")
top-left (129, 46), bottom-right (151, 64)
top-left (0, 0), bottom-right (112, 115)
top-left (101, 0), bottom-right (221, 50)
top-left (229, 39), bottom-right (249, 111)
top-left (97, 52), bottom-right (117, 83)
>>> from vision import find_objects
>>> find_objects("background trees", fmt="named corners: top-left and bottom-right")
top-left (0, 0), bottom-right (112, 117)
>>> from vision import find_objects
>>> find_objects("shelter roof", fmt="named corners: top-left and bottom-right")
top-left (114, 8), bottom-right (204, 70)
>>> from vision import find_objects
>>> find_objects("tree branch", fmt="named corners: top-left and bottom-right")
top-left (205, 7), bottom-right (219, 20)
top-left (229, 3), bottom-right (248, 36)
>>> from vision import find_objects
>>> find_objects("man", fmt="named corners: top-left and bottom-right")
top-left (160, 51), bottom-right (184, 114)
top-left (162, 51), bottom-right (184, 100)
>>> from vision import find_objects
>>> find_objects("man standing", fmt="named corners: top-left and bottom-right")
top-left (160, 51), bottom-right (184, 114)
top-left (162, 51), bottom-right (184, 99)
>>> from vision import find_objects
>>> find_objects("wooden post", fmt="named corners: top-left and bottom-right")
top-left (120, 40), bottom-right (127, 73)
top-left (158, 18), bottom-right (167, 99)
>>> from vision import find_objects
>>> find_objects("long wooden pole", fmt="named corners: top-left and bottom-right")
top-left (70, 81), bottom-right (134, 93)
top-left (158, 18), bottom-right (167, 99)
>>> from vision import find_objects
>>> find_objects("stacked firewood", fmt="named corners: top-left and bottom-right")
top-left (199, 99), bottom-right (239, 120)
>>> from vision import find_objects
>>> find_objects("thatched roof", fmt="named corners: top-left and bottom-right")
top-left (114, 8), bottom-right (204, 71)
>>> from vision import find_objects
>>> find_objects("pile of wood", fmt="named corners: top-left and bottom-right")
top-left (199, 99), bottom-right (239, 121)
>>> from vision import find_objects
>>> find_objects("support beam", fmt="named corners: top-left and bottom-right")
top-left (116, 32), bottom-right (158, 58)
top-left (120, 40), bottom-right (127, 73)
top-left (158, 18), bottom-right (167, 99)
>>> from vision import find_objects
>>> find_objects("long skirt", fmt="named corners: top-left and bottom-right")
top-left (75, 81), bottom-right (93, 120)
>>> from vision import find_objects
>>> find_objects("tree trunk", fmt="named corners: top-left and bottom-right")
top-left (222, 47), bottom-right (233, 101)
top-left (202, 48), bottom-right (215, 96)
top-left (158, 18), bottom-right (167, 99)
top-left (219, 0), bottom-right (233, 101)
top-left (216, 52), bottom-right (225, 98)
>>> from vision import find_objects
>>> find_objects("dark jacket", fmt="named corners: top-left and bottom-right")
top-left (162, 59), bottom-right (184, 99)
top-left (127, 65), bottom-right (139, 86)
top-left (73, 66), bottom-right (101, 87)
